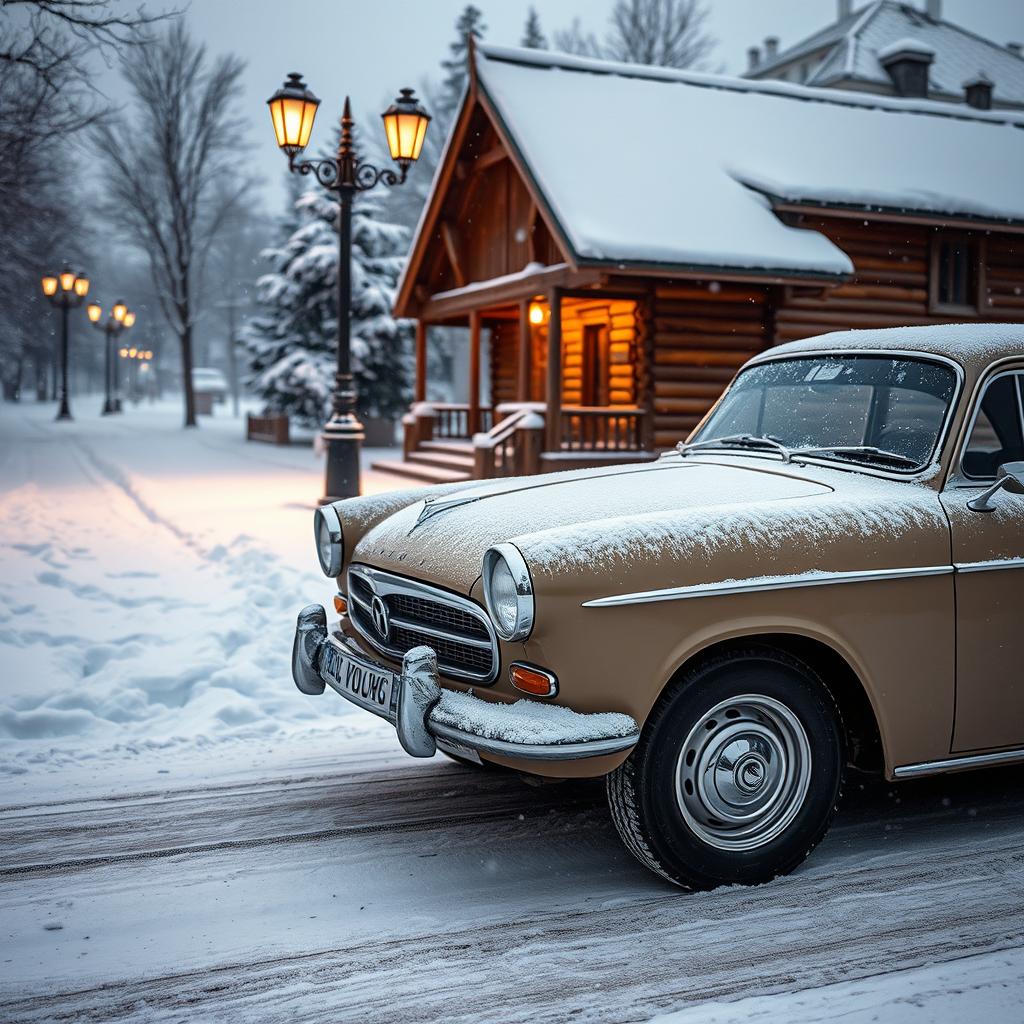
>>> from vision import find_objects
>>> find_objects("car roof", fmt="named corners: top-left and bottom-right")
top-left (756, 323), bottom-right (1023, 374)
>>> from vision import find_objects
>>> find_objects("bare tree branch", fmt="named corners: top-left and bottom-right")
top-left (604, 0), bottom-right (715, 69)
top-left (93, 20), bottom-right (254, 428)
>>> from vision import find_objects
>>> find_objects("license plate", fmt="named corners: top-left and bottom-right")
top-left (321, 641), bottom-right (396, 717)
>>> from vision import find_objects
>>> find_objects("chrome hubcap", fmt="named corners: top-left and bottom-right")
top-left (675, 694), bottom-right (812, 851)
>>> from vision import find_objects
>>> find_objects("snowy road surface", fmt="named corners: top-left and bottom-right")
top-left (2, 399), bottom-right (1024, 1022)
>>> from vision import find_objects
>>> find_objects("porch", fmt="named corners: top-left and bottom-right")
top-left (374, 281), bottom-right (655, 483)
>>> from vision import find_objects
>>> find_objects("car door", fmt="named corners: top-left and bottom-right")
top-left (940, 363), bottom-right (1024, 753)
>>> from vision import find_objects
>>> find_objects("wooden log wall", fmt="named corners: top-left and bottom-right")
top-left (651, 283), bottom-right (770, 448)
top-left (986, 234), bottom-right (1024, 317)
top-left (560, 298), bottom-right (639, 407)
top-left (775, 217), bottom-right (1024, 341)
top-left (489, 320), bottom-right (519, 408)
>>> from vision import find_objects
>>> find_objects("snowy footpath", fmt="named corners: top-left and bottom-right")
top-left (2, 399), bottom-right (1024, 1023)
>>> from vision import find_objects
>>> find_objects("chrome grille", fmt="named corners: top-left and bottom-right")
top-left (347, 564), bottom-right (498, 684)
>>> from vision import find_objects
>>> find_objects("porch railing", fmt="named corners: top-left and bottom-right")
top-left (432, 402), bottom-right (494, 439)
top-left (559, 407), bottom-right (646, 452)
top-left (472, 408), bottom-right (544, 478)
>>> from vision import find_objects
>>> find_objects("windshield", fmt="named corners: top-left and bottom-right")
top-left (690, 355), bottom-right (957, 472)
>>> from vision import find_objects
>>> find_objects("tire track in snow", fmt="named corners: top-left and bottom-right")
top-left (3, 821), bottom-right (1023, 1024)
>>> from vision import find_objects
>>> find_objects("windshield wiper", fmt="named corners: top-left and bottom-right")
top-left (676, 434), bottom-right (793, 463)
top-left (792, 445), bottom-right (921, 470)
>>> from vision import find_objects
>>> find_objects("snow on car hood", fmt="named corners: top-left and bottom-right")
top-left (354, 459), bottom-right (832, 593)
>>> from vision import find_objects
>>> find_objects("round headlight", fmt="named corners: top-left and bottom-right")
top-left (313, 505), bottom-right (343, 577)
top-left (482, 544), bottom-right (534, 642)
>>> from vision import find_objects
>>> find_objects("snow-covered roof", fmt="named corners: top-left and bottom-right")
top-left (475, 44), bottom-right (1024, 279)
top-left (751, 1), bottom-right (1024, 106)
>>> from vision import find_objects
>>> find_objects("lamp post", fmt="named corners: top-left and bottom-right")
top-left (267, 73), bottom-right (431, 501)
top-left (87, 299), bottom-right (134, 415)
top-left (40, 266), bottom-right (90, 421)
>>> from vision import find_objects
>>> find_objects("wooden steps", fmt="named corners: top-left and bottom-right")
top-left (371, 458), bottom-right (472, 485)
top-left (372, 438), bottom-right (476, 484)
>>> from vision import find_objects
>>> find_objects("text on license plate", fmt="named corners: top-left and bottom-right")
top-left (322, 644), bottom-right (395, 713)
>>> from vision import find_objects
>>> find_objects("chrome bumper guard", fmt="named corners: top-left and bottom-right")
top-left (291, 604), bottom-right (640, 762)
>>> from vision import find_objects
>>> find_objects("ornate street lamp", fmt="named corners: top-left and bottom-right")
top-left (267, 73), bottom-right (431, 501)
top-left (40, 265), bottom-right (89, 420)
top-left (88, 300), bottom-right (135, 415)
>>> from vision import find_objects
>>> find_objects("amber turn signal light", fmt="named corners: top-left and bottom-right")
top-left (509, 662), bottom-right (557, 698)
top-left (333, 594), bottom-right (348, 615)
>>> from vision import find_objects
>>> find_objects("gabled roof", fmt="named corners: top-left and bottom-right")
top-left (751, 1), bottom-right (1024, 104)
top-left (397, 43), bottom-right (1024, 311)
top-left (476, 44), bottom-right (1024, 265)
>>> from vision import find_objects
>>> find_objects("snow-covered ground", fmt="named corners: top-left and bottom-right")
top-left (0, 397), bottom-right (402, 794)
top-left (2, 397), bottom-right (1023, 1023)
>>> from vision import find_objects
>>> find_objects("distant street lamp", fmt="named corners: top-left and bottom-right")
top-left (267, 73), bottom-right (431, 501)
top-left (41, 266), bottom-right (90, 420)
top-left (87, 299), bottom-right (135, 415)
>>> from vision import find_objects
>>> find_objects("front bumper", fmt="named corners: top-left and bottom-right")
top-left (291, 604), bottom-right (640, 762)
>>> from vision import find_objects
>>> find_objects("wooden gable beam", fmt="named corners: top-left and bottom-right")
top-left (393, 60), bottom-right (482, 319)
top-left (440, 221), bottom-right (467, 289)
top-left (473, 77), bottom-right (578, 274)
top-left (472, 143), bottom-right (508, 173)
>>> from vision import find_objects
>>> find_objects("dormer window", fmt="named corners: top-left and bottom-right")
top-left (929, 231), bottom-right (985, 314)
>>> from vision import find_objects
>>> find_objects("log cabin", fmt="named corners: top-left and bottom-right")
top-left (380, 42), bottom-right (1024, 483)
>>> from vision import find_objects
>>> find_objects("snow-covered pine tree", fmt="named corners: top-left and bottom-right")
top-left (438, 5), bottom-right (487, 122)
top-left (242, 178), bottom-right (413, 428)
top-left (521, 7), bottom-right (547, 49)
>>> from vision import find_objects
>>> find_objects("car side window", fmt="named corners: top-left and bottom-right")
top-left (961, 372), bottom-right (1024, 480)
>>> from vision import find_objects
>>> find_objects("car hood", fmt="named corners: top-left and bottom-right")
top-left (354, 459), bottom-right (833, 593)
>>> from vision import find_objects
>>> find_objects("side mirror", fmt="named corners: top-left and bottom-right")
top-left (968, 461), bottom-right (1024, 513)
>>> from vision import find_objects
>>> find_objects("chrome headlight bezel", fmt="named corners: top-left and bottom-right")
top-left (482, 543), bottom-right (535, 642)
top-left (313, 504), bottom-right (344, 577)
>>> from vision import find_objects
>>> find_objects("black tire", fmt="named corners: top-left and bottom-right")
top-left (607, 646), bottom-right (845, 890)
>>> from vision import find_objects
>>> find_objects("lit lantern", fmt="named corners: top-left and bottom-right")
top-left (267, 73), bottom-right (320, 155)
top-left (113, 301), bottom-right (127, 322)
top-left (123, 311), bottom-right (136, 328)
top-left (59, 269), bottom-right (76, 292)
top-left (74, 275), bottom-right (90, 298)
top-left (381, 89), bottom-right (430, 168)
top-left (129, 347), bottom-right (138, 358)
top-left (119, 347), bottom-right (128, 358)
top-left (145, 350), bottom-right (153, 360)
top-left (41, 276), bottom-right (58, 297)
top-left (87, 302), bottom-right (102, 323)
top-left (528, 300), bottom-right (547, 326)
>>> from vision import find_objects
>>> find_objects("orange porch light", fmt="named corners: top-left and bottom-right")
top-left (528, 301), bottom-right (547, 326)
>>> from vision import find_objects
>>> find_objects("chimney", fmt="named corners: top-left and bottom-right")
top-left (747, 46), bottom-right (761, 71)
top-left (925, 0), bottom-right (941, 19)
top-left (764, 36), bottom-right (779, 61)
top-left (964, 73), bottom-right (993, 110)
top-left (1008, 42), bottom-right (1023, 57)
top-left (878, 38), bottom-right (935, 98)
top-left (838, 0), bottom-right (852, 19)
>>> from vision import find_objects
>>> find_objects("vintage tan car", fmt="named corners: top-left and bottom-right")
top-left (292, 324), bottom-right (1024, 889)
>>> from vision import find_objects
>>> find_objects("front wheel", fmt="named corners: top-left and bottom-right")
top-left (607, 647), bottom-right (844, 889)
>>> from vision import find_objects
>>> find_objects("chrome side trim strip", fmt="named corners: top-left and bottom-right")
top-left (894, 747), bottom-right (1024, 778)
top-left (954, 557), bottom-right (1024, 574)
top-left (583, 565), bottom-right (953, 609)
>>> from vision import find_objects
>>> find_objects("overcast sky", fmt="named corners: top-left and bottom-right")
top-left (100, 0), bottom-right (1024, 212)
